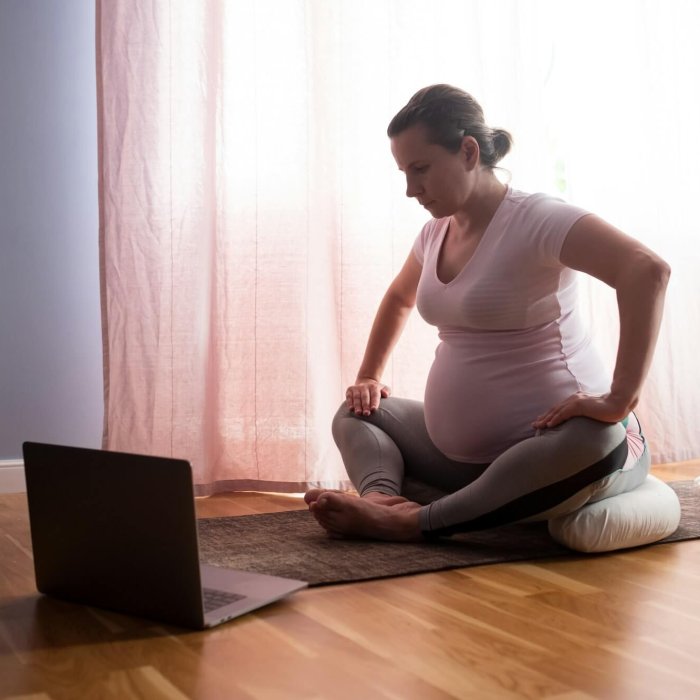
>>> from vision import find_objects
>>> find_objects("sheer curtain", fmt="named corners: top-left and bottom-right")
top-left (97, 0), bottom-right (700, 494)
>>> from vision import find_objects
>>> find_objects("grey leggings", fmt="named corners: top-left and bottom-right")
top-left (331, 397), bottom-right (649, 537)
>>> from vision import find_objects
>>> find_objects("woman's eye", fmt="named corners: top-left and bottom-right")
top-left (414, 165), bottom-right (429, 174)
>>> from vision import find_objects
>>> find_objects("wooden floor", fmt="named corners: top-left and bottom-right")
top-left (2, 462), bottom-right (700, 700)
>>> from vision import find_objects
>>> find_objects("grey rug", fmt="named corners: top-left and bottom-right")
top-left (197, 480), bottom-right (700, 586)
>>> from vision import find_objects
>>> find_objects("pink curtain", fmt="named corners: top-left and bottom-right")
top-left (97, 1), bottom-right (700, 493)
top-left (97, 1), bottom-right (356, 493)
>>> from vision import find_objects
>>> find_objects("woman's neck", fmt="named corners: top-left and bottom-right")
top-left (450, 174), bottom-right (507, 238)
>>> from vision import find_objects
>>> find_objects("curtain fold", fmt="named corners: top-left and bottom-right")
top-left (97, 0), bottom-right (700, 493)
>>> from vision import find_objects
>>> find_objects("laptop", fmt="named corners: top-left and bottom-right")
top-left (22, 442), bottom-right (308, 629)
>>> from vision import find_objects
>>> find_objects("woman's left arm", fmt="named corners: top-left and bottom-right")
top-left (533, 214), bottom-right (671, 429)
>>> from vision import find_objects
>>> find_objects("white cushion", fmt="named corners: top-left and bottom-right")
top-left (548, 475), bottom-right (681, 553)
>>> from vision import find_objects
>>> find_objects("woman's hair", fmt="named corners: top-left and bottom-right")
top-left (387, 84), bottom-right (512, 169)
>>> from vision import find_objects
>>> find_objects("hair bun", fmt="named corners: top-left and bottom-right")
top-left (492, 128), bottom-right (513, 162)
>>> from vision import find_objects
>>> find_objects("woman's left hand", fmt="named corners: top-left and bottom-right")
top-left (532, 391), bottom-right (632, 429)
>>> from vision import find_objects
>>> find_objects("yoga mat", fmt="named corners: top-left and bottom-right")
top-left (197, 480), bottom-right (700, 586)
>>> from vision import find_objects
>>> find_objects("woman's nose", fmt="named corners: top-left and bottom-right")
top-left (405, 178), bottom-right (422, 198)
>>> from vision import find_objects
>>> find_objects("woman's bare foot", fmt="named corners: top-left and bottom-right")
top-left (309, 492), bottom-right (423, 542)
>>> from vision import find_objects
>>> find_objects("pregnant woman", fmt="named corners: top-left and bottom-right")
top-left (305, 84), bottom-right (670, 544)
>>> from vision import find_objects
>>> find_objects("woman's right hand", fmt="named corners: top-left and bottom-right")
top-left (345, 378), bottom-right (391, 416)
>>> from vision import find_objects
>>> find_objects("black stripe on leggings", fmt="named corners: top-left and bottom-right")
top-left (425, 436), bottom-right (629, 538)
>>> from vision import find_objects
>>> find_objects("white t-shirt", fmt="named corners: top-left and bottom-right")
top-left (413, 186), bottom-right (610, 462)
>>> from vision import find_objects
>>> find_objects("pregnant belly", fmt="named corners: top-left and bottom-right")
top-left (424, 341), bottom-right (580, 463)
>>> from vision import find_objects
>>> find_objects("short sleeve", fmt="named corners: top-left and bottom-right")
top-left (524, 194), bottom-right (591, 265)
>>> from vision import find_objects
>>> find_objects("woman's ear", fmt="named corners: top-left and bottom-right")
top-left (461, 135), bottom-right (480, 169)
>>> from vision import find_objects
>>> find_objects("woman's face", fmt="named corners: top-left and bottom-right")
top-left (390, 123), bottom-right (477, 219)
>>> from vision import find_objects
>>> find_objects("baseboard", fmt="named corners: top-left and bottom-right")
top-left (0, 460), bottom-right (26, 493)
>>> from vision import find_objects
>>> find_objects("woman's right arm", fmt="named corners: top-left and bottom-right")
top-left (346, 251), bottom-right (422, 415)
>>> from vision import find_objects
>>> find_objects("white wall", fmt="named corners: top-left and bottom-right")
top-left (0, 0), bottom-right (102, 490)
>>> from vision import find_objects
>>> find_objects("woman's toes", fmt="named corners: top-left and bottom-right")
top-left (304, 488), bottom-right (325, 505)
top-left (305, 488), bottom-right (354, 506)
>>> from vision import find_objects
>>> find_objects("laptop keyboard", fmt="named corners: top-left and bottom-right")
top-left (202, 587), bottom-right (246, 613)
